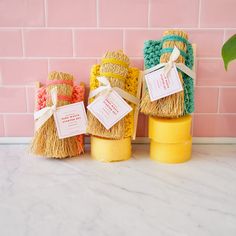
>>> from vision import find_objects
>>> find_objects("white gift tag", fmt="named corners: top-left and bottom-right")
top-left (53, 102), bottom-right (87, 139)
top-left (145, 65), bottom-right (183, 102)
top-left (87, 90), bottom-right (132, 130)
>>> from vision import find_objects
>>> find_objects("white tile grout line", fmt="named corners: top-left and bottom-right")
top-left (72, 29), bottom-right (76, 57)
top-left (0, 85), bottom-right (36, 88)
top-left (25, 87), bottom-right (30, 113)
top-left (0, 112), bottom-right (236, 116)
top-left (1, 27), bottom-right (236, 30)
top-left (0, 84), bottom-right (236, 88)
top-left (198, 0), bottom-right (202, 28)
top-left (192, 113), bottom-right (236, 115)
top-left (21, 29), bottom-right (25, 57)
top-left (0, 56), bottom-right (224, 60)
top-left (195, 85), bottom-right (236, 88)
top-left (217, 88), bottom-right (221, 113)
top-left (44, 0), bottom-right (48, 27)
top-left (0, 85), bottom-right (91, 88)
top-left (76, 32), bottom-right (79, 57)
top-left (0, 81), bottom-right (235, 89)
top-left (96, 0), bottom-right (99, 28)
top-left (147, 0), bottom-right (151, 28)
top-left (197, 57), bottom-right (221, 60)
top-left (1, 85), bottom-right (236, 89)
top-left (0, 56), bottom-right (100, 59)
top-left (47, 58), bottom-right (50, 73)
top-left (123, 29), bottom-right (125, 52)
top-left (0, 112), bottom-right (33, 115)
top-left (223, 29), bottom-right (226, 42)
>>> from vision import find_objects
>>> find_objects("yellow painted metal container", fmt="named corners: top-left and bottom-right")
top-left (91, 136), bottom-right (131, 162)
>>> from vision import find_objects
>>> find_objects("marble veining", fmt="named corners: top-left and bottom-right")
top-left (0, 144), bottom-right (236, 236)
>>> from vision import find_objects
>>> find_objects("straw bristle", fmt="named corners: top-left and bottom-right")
top-left (87, 50), bottom-right (130, 139)
top-left (140, 30), bottom-right (188, 118)
top-left (31, 71), bottom-right (83, 158)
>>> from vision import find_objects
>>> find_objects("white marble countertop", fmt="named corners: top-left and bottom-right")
top-left (0, 144), bottom-right (236, 236)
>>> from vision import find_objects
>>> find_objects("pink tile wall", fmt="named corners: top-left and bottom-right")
top-left (4, 114), bottom-right (34, 136)
top-left (124, 30), bottom-right (163, 57)
top-left (0, 87), bottom-right (27, 113)
top-left (0, 30), bottom-right (23, 56)
top-left (75, 30), bottom-right (123, 57)
top-left (0, 0), bottom-right (45, 27)
top-left (194, 87), bottom-right (219, 113)
top-left (49, 59), bottom-right (97, 85)
top-left (0, 115), bottom-right (4, 136)
top-left (0, 0), bottom-right (235, 137)
top-left (0, 59), bottom-right (48, 85)
top-left (24, 29), bottom-right (73, 57)
top-left (150, 0), bottom-right (199, 27)
top-left (47, 0), bottom-right (97, 27)
top-left (99, 0), bottom-right (148, 27)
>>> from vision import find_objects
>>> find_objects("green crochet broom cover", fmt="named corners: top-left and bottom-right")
top-left (143, 37), bottom-right (194, 115)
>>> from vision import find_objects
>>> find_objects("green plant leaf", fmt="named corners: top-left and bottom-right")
top-left (222, 34), bottom-right (236, 70)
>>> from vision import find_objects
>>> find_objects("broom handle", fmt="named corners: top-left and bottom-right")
top-left (35, 81), bottom-right (41, 89)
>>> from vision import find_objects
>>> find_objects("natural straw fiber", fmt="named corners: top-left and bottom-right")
top-left (87, 50), bottom-right (130, 139)
top-left (35, 83), bottom-right (85, 154)
top-left (31, 72), bottom-right (84, 158)
top-left (140, 30), bottom-right (189, 118)
top-left (87, 53), bottom-right (141, 139)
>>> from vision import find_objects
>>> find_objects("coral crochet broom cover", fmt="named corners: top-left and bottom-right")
top-left (31, 71), bottom-right (86, 159)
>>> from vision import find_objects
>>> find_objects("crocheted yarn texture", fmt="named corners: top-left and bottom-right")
top-left (143, 33), bottom-right (194, 115)
top-left (32, 72), bottom-right (85, 158)
top-left (88, 63), bottom-right (140, 139)
top-left (35, 84), bottom-right (85, 154)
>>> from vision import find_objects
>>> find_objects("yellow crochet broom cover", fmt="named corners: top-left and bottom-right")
top-left (89, 64), bottom-right (140, 138)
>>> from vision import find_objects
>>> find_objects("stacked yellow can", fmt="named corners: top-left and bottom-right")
top-left (149, 115), bottom-right (192, 163)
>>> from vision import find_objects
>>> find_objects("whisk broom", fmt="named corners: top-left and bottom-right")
top-left (87, 50), bottom-right (130, 139)
top-left (31, 71), bottom-right (83, 158)
top-left (140, 30), bottom-right (188, 118)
